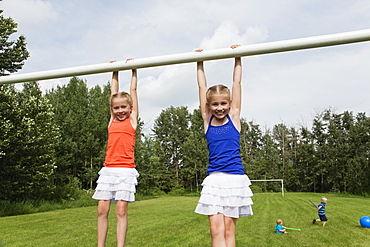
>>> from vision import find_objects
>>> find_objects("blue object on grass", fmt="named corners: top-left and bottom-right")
top-left (360, 216), bottom-right (370, 228)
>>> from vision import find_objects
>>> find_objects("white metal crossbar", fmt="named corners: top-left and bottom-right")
top-left (1, 29), bottom-right (370, 85)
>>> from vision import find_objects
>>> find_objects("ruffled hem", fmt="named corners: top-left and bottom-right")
top-left (195, 204), bottom-right (253, 218)
top-left (195, 172), bottom-right (254, 218)
top-left (92, 190), bottom-right (136, 203)
top-left (197, 194), bottom-right (253, 207)
top-left (92, 167), bottom-right (139, 203)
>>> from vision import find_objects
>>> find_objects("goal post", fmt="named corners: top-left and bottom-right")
top-left (250, 179), bottom-right (284, 196)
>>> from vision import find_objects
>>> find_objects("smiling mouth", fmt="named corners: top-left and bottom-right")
top-left (215, 112), bottom-right (226, 118)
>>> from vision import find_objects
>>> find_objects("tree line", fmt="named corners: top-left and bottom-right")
top-left (1, 78), bottom-right (369, 202)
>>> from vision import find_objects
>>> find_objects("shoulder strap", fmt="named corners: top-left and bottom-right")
top-left (208, 115), bottom-right (214, 126)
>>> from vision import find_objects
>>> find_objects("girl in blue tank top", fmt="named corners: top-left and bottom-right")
top-left (194, 45), bottom-right (254, 247)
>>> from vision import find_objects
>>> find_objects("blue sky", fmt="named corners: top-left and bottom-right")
top-left (2, 0), bottom-right (370, 133)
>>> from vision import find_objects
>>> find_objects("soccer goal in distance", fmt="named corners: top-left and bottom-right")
top-left (250, 179), bottom-right (284, 196)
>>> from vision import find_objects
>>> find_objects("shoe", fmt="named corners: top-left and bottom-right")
top-left (312, 219), bottom-right (316, 224)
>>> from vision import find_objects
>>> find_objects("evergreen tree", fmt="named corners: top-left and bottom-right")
top-left (182, 109), bottom-right (208, 192)
top-left (295, 127), bottom-right (316, 192)
top-left (153, 106), bottom-right (190, 189)
top-left (81, 84), bottom-right (110, 189)
top-left (0, 10), bottom-right (29, 76)
top-left (0, 82), bottom-right (59, 200)
top-left (45, 77), bottom-right (90, 187)
top-left (311, 113), bottom-right (329, 193)
top-left (349, 112), bottom-right (370, 193)
top-left (135, 133), bottom-right (163, 195)
top-left (240, 120), bottom-right (264, 179)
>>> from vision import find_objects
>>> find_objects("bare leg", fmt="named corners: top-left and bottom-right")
top-left (209, 213), bottom-right (226, 247)
top-left (116, 200), bottom-right (129, 247)
top-left (224, 216), bottom-right (237, 247)
top-left (97, 200), bottom-right (111, 247)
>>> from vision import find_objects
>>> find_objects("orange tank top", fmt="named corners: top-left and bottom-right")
top-left (104, 117), bottom-right (136, 168)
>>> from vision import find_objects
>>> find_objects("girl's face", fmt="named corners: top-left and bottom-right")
top-left (208, 94), bottom-right (230, 120)
top-left (111, 97), bottom-right (132, 121)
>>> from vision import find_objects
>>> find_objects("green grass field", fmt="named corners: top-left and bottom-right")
top-left (0, 193), bottom-right (369, 246)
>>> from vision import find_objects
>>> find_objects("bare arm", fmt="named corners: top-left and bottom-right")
top-left (231, 56), bottom-right (242, 113)
top-left (130, 69), bottom-right (139, 128)
top-left (108, 70), bottom-right (120, 122)
top-left (111, 71), bottom-right (119, 96)
top-left (196, 53), bottom-right (210, 132)
top-left (230, 45), bottom-right (242, 131)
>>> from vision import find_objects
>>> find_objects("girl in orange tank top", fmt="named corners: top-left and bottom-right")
top-left (92, 59), bottom-right (139, 247)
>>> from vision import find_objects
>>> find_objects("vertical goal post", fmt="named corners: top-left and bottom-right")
top-left (1, 29), bottom-right (370, 85)
top-left (250, 179), bottom-right (284, 196)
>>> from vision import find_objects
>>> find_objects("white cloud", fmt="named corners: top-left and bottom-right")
top-left (2, 0), bottom-right (370, 132)
top-left (243, 42), bottom-right (370, 129)
top-left (1, 0), bottom-right (57, 33)
top-left (200, 21), bottom-right (268, 49)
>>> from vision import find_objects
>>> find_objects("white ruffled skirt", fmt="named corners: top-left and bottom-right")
top-left (195, 172), bottom-right (254, 218)
top-left (92, 167), bottom-right (139, 203)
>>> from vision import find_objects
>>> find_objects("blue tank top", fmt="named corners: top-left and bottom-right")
top-left (205, 115), bottom-right (245, 175)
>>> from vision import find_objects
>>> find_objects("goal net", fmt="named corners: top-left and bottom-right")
top-left (250, 179), bottom-right (284, 196)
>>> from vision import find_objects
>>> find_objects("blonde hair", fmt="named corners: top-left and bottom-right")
top-left (110, 92), bottom-right (133, 107)
top-left (206, 84), bottom-right (230, 103)
top-left (321, 197), bottom-right (328, 202)
top-left (276, 219), bottom-right (283, 224)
